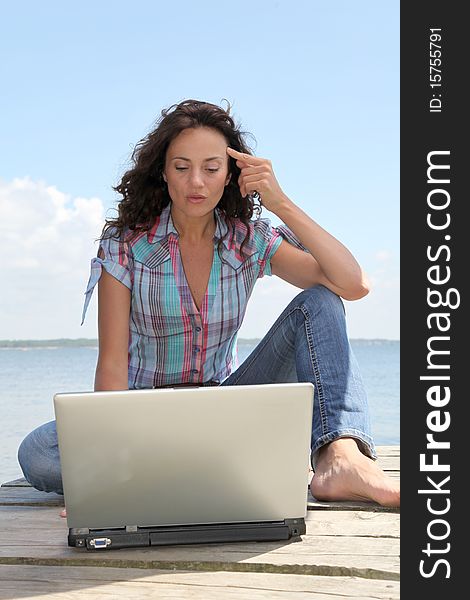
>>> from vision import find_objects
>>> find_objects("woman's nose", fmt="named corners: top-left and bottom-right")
top-left (188, 170), bottom-right (205, 186)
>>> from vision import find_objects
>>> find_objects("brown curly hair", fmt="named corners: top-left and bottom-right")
top-left (101, 98), bottom-right (262, 258)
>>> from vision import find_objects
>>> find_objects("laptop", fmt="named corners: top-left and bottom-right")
top-left (53, 382), bottom-right (314, 551)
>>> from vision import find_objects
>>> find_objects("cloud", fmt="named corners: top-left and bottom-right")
top-left (0, 177), bottom-right (105, 339)
top-left (375, 249), bottom-right (393, 262)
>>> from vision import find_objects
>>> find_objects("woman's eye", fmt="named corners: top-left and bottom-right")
top-left (175, 167), bottom-right (219, 173)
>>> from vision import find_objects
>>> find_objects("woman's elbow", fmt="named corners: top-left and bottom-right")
top-left (342, 279), bottom-right (371, 301)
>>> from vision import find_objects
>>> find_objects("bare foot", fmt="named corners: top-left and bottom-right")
top-left (60, 508), bottom-right (67, 518)
top-left (310, 438), bottom-right (400, 507)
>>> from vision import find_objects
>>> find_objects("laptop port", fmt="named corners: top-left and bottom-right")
top-left (89, 537), bottom-right (111, 549)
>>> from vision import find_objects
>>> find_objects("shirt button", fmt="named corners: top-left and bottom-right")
top-left (194, 347), bottom-right (200, 353)
top-left (191, 369), bottom-right (199, 374)
top-left (195, 327), bottom-right (202, 332)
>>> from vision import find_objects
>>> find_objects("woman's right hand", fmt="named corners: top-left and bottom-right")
top-left (60, 508), bottom-right (67, 518)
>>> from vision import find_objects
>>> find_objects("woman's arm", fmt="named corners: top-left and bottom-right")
top-left (226, 146), bottom-right (370, 301)
top-left (94, 266), bottom-right (131, 391)
top-left (270, 198), bottom-right (371, 300)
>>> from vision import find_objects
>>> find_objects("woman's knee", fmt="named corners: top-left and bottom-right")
top-left (295, 284), bottom-right (345, 316)
top-left (17, 431), bottom-right (40, 486)
top-left (17, 421), bottom-right (63, 494)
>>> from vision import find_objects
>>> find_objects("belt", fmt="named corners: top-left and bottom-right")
top-left (156, 380), bottom-right (220, 389)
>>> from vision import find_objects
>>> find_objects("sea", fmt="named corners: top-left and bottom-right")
top-left (0, 339), bottom-right (399, 483)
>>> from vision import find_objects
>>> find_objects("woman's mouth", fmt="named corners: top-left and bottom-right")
top-left (187, 195), bottom-right (207, 204)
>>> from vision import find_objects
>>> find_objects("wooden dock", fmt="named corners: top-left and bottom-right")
top-left (0, 446), bottom-right (399, 599)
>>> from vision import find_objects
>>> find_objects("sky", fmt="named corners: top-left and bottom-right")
top-left (0, 0), bottom-right (399, 341)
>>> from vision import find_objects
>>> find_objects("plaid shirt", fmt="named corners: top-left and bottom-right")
top-left (81, 203), bottom-right (307, 389)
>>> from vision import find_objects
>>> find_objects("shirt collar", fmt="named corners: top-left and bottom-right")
top-left (147, 203), bottom-right (230, 246)
top-left (146, 203), bottom-right (178, 243)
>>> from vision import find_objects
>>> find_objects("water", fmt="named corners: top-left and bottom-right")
top-left (0, 339), bottom-right (399, 482)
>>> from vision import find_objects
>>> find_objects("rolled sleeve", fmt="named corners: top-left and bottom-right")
top-left (80, 230), bottom-right (132, 326)
top-left (274, 224), bottom-right (310, 252)
top-left (253, 218), bottom-right (283, 279)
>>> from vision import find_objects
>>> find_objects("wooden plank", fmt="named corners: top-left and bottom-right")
top-left (0, 487), bottom-right (64, 506)
top-left (0, 565), bottom-right (400, 599)
top-left (375, 446), bottom-right (400, 456)
top-left (0, 534), bottom-right (399, 559)
top-left (0, 506), bottom-right (399, 580)
top-left (375, 456), bottom-right (400, 471)
top-left (0, 478), bottom-right (30, 487)
top-left (307, 490), bottom-right (400, 512)
top-left (0, 532), bottom-right (399, 570)
top-left (0, 485), bottom-right (400, 513)
top-left (0, 506), bottom-right (400, 537)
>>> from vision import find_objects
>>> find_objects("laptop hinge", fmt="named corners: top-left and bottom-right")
top-left (126, 525), bottom-right (138, 532)
top-left (71, 527), bottom-right (90, 535)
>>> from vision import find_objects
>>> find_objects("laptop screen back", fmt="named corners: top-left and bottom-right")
top-left (54, 383), bottom-right (314, 529)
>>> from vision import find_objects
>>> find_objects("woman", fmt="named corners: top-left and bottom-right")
top-left (18, 99), bottom-right (400, 515)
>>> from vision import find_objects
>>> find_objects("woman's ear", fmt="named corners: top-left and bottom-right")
top-left (225, 173), bottom-right (231, 186)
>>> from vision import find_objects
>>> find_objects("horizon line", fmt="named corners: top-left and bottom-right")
top-left (0, 336), bottom-right (400, 346)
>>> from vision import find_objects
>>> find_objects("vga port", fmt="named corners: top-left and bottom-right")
top-left (89, 537), bottom-right (111, 549)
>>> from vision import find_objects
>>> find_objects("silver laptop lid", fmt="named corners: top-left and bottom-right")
top-left (54, 382), bottom-right (314, 529)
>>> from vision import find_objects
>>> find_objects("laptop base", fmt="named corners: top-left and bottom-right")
top-left (69, 518), bottom-right (306, 551)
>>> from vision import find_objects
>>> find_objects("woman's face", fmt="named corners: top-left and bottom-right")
top-left (163, 126), bottom-right (231, 216)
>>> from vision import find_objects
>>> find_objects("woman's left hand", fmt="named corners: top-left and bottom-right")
top-left (226, 147), bottom-right (288, 214)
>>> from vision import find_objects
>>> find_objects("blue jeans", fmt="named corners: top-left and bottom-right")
top-left (17, 285), bottom-right (376, 495)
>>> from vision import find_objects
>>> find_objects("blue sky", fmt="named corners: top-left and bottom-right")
top-left (0, 0), bottom-right (399, 340)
